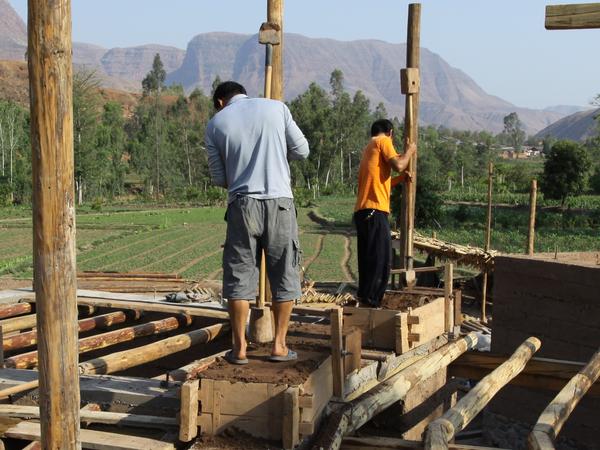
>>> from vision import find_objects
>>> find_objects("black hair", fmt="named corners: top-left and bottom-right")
top-left (370, 119), bottom-right (394, 137)
top-left (213, 81), bottom-right (247, 109)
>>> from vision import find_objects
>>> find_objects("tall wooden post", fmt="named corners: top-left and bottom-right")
top-left (28, 0), bottom-right (81, 448)
top-left (399, 3), bottom-right (421, 279)
top-left (481, 162), bottom-right (493, 323)
top-left (267, 0), bottom-right (284, 101)
top-left (527, 179), bottom-right (537, 256)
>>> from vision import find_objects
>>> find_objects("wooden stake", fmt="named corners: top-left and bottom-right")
top-left (528, 347), bottom-right (600, 450)
top-left (527, 179), bottom-right (537, 256)
top-left (28, 0), bottom-right (80, 447)
top-left (267, 0), bottom-right (284, 101)
top-left (315, 333), bottom-right (478, 450)
top-left (399, 3), bottom-right (421, 281)
top-left (425, 337), bottom-right (541, 449)
top-left (331, 308), bottom-right (345, 398)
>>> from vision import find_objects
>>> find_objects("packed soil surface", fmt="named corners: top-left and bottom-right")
top-left (511, 251), bottom-right (600, 268)
top-left (381, 291), bottom-right (436, 310)
top-left (199, 340), bottom-right (329, 385)
top-left (189, 433), bottom-right (276, 449)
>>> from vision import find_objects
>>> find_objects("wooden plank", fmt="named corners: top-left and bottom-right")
top-left (282, 387), bottom-right (299, 450)
top-left (331, 308), bottom-right (345, 398)
top-left (425, 337), bottom-right (541, 449)
top-left (178, 379), bottom-right (199, 442)
top-left (396, 313), bottom-right (409, 354)
top-left (300, 356), bottom-right (333, 424)
top-left (409, 298), bottom-right (445, 348)
top-left (545, 3), bottom-right (600, 29)
top-left (0, 405), bottom-right (178, 430)
top-left (343, 327), bottom-right (362, 376)
top-left (4, 421), bottom-right (175, 450)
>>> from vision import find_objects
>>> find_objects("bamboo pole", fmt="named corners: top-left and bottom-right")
top-left (3, 310), bottom-right (134, 352)
top-left (527, 179), bottom-right (537, 256)
top-left (399, 3), bottom-right (421, 279)
top-left (5, 315), bottom-right (190, 369)
top-left (28, 0), bottom-right (80, 447)
top-left (481, 162), bottom-right (493, 323)
top-left (528, 348), bottom-right (600, 450)
top-left (267, 0), bottom-right (284, 101)
top-left (313, 333), bottom-right (478, 450)
top-left (425, 337), bottom-right (541, 449)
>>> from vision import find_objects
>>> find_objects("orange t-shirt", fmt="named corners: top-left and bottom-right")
top-left (354, 135), bottom-right (399, 213)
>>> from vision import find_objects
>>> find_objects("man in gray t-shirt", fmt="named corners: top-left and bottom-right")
top-left (205, 81), bottom-right (309, 364)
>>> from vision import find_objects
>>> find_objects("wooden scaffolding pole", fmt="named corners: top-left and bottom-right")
top-left (28, 0), bottom-right (80, 448)
top-left (267, 0), bottom-right (284, 101)
top-left (314, 333), bottom-right (478, 450)
top-left (425, 337), bottom-right (541, 449)
top-left (528, 347), bottom-right (600, 450)
top-left (399, 3), bottom-right (421, 285)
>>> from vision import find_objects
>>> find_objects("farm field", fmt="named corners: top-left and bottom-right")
top-left (1, 194), bottom-right (599, 282)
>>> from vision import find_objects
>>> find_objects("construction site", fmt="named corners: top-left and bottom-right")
top-left (0, 1), bottom-right (598, 450)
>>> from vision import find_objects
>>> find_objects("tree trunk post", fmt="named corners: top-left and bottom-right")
top-left (28, 0), bottom-right (81, 448)
top-left (527, 179), bottom-right (537, 256)
top-left (399, 3), bottom-right (421, 279)
top-left (267, 0), bottom-right (284, 101)
top-left (482, 161), bottom-right (493, 323)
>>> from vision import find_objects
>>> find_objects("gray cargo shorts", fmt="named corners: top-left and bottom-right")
top-left (222, 196), bottom-right (302, 302)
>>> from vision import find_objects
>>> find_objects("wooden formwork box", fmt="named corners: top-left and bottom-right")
top-left (180, 356), bottom-right (332, 449)
top-left (342, 295), bottom-right (452, 354)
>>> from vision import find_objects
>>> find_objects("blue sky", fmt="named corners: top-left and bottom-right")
top-left (9, 0), bottom-right (600, 109)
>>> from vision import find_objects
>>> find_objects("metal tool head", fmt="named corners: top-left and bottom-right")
top-left (259, 22), bottom-right (281, 45)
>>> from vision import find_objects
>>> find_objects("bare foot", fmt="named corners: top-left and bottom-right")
top-left (271, 343), bottom-right (288, 357)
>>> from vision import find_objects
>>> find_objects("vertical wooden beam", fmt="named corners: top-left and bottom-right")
top-left (267, 0), bottom-right (284, 101)
top-left (400, 3), bottom-right (421, 276)
top-left (179, 379), bottom-right (199, 442)
top-left (482, 162), bottom-right (493, 324)
top-left (444, 263), bottom-right (454, 333)
top-left (527, 179), bottom-right (537, 256)
top-left (282, 387), bottom-right (300, 449)
top-left (330, 308), bottom-right (345, 398)
top-left (28, 1), bottom-right (80, 448)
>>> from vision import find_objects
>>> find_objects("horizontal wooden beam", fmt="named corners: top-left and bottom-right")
top-left (0, 404), bottom-right (178, 430)
top-left (3, 421), bottom-right (175, 450)
top-left (342, 436), bottom-right (509, 450)
top-left (545, 3), bottom-right (600, 29)
top-left (449, 352), bottom-right (600, 397)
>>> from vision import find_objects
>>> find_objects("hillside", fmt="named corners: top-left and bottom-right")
top-left (535, 107), bottom-right (600, 142)
top-left (0, 0), bottom-right (565, 133)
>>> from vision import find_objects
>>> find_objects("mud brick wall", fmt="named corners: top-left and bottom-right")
top-left (489, 255), bottom-right (600, 450)
top-left (492, 255), bottom-right (600, 360)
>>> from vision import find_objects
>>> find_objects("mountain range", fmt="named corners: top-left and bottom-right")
top-left (536, 107), bottom-right (599, 142)
top-left (0, 0), bottom-right (584, 134)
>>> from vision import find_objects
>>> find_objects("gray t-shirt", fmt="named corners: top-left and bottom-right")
top-left (205, 94), bottom-right (310, 203)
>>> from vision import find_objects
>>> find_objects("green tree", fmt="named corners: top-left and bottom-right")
top-left (503, 112), bottom-right (525, 152)
top-left (95, 102), bottom-right (127, 198)
top-left (141, 54), bottom-right (167, 198)
top-left (541, 140), bottom-right (591, 206)
top-left (73, 69), bottom-right (101, 204)
top-left (0, 100), bottom-right (28, 202)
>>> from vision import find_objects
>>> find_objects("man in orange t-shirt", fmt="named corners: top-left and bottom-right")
top-left (354, 119), bottom-right (416, 307)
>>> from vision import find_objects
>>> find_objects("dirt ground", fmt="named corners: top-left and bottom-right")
top-left (381, 291), bottom-right (436, 310)
top-left (515, 251), bottom-right (600, 267)
top-left (199, 341), bottom-right (329, 385)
